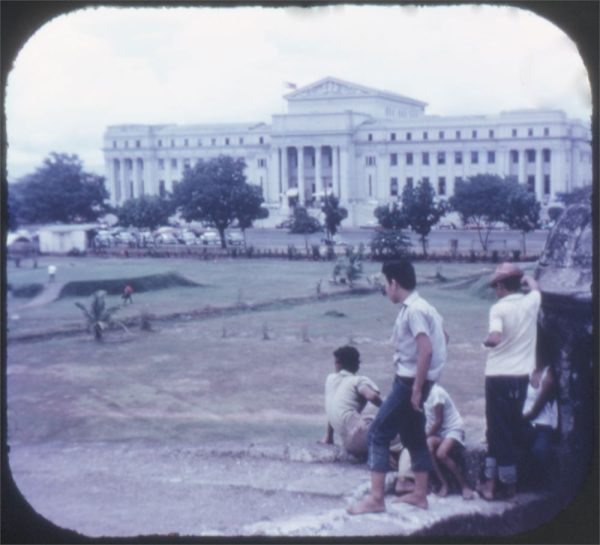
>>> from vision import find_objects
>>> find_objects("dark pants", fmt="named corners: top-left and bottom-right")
top-left (485, 375), bottom-right (529, 485)
top-left (368, 376), bottom-right (433, 473)
top-left (521, 424), bottom-right (557, 487)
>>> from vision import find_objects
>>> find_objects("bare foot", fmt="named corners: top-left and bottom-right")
top-left (347, 495), bottom-right (385, 515)
top-left (462, 487), bottom-right (474, 500)
top-left (476, 479), bottom-right (495, 501)
top-left (435, 483), bottom-right (449, 497)
top-left (393, 492), bottom-right (428, 509)
top-left (394, 479), bottom-right (415, 496)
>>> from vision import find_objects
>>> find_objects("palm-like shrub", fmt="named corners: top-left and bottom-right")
top-left (332, 245), bottom-right (364, 288)
top-left (75, 290), bottom-right (124, 341)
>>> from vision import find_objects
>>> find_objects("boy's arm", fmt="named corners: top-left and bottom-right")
top-left (412, 332), bottom-right (433, 411)
top-left (318, 422), bottom-right (334, 445)
top-left (524, 369), bottom-right (556, 421)
top-left (484, 305), bottom-right (503, 347)
top-left (427, 404), bottom-right (443, 437)
top-left (358, 384), bottom-right (383, 407)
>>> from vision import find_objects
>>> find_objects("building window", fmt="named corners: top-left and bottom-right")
top-left (171, 139), bottom-right (175, 147)
top-left (422, 176), bottom-right (430, 184)
top-left (487, 151), bottom-right (496, 164)
top-left (239, 137), bottom-right (244, 145)
top-left (438, 177), bottom-right (446, 196)
top-left (512, 128), bottom-right (518, 137)
top-left (158, 159), bottom-right (165, 169)
top-left (158, 139), bottom-right (163, 147)
top-left (544, 127), bottom-right (550, 136)
top-left (390, 177), bottom-right (399, 197)
top-left (527, 149), bottom-right (536, 163)
top-left (471, 151), bottom-right (479, 164)
top-left (527, 175), bottom-right (535, 192)
top-left (183, 159), bottom-right (190, 169)
top-left (368, 175), bottom-right (373, 196)
top-left (472, 130), bottom-right (477, 139)
top-left (258, 158), bottom-right (267, 168)
top-left (125, 141), bottom-right (129, 148)
top-left (406, 153), bottom-right (413, 165)
top-left (171, 158), bottom-right (177, 169)
top-left (197, 138), bottom-right (202, 146)
top-left (455, 130), bottom-right (461, 139)
top-left (543, 149), bottom-right (551, 163)
top-left (544, 175), bottom-right (551, 195)
top-left (406, 176), bottom-right (413, 187)
top-left (511, 150), bottom-right (519, 163)
top-left (454, 151), bottom-right (463, 165)
top-left (439, 130), bottom-right (445, 140)
top-left (366, 156), bottom-right (376, 166)
top-left (422, 152), bottom-right (430, 165)
top-left (390, 153), bottom-right (398, 166)
top-left (368, 133), bottom-right (373, 142)
top-left (259, 137), bottom-right (264, 144)
top-left (225, 138), bottom-right (230, 146)
top-left (423, 131), bottom-right (428, 140)
top-left (184, 138), bottom-right (189, 147)
top-left (406, 132), bottom-right (412, 141)
top-left (390, 132), bottom-right (396, 141)
top-left (528, 128), bottom-right (533, 137)
top-left (211, 138), bottom-right (216, 146)
top-left (437, 151), bottom-right (445, 165)
top-left (159, 180), bottom-right (166, 198)
top-left (113, 141), bottom-right (117, 148)
top-left (489, 129), bottom-right (495, 138)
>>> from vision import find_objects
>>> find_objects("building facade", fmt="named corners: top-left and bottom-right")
top-left (103, 77), bottom-right (592, 226)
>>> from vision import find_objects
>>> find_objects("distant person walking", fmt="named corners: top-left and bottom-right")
top-left (121, 284), bottom-right (134, 305)
top-left (479, 263), bottom-right (540, 500)
top-left (319, 345), bottom-right (382, 460)
top-left (347, 260), bottom-right (448, 514)
top-left (47, 264), bottom-right (57, 283)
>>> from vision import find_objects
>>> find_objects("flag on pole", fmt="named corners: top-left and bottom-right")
top-left (283, 81), bottom-right (298, 90)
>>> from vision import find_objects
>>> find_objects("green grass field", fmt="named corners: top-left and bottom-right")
top-left (6, 256), bottom-right (537, 451)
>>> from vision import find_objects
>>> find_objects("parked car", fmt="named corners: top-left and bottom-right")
top-left (201, 230), bottom-right (220, 246)
top-left (155, 232), bottom-right (179, 245)
top-left (93, 231), bottom-right (114, 247)
top-left (226, 231), bottom-right (244, 246)
top-left (180, 231), bottom-right (200, 245)
top-left (275, 218), bottom-right (293, 229)
top-left (114, 231), bottom-right (137, 245)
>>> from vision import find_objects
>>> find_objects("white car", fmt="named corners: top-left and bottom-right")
top-left (226, 231), bottom-right (244, 246)
top-left (201, 231), bottom-right (220, 246)
top-left (180, 231), bottom-right (200, 245)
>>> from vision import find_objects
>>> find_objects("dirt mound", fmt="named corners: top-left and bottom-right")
top-left (58, 272), bottom-right (201, 298)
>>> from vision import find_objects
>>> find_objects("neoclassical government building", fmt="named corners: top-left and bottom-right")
top-left (103, 77), bottom-right (592, 226)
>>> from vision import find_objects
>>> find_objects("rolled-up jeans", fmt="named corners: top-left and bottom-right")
top-left (367, 376), bottom-right (433, 473)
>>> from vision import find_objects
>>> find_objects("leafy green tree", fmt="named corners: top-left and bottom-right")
top-left (7, 190), bottom-right (20, 231)
top-left (75, 290), bottom-right (125, 342)
top-left (374, 202), bottom-right (408, 230)
top-left (289, 206), bottom-right (323, 253)
top-left (116, 195), bottom-right (174, 231)
top-left (172, 155), bottom-right (262, 248)
top-left (321, 194), bottom-right (348, 240)
top-left (403, 179), bottom-right (447, 256)
top-left (233, 184), bottom-right (269, 245)
top-left (332, 245), bottom-right (364, 288)
top-left (450, 174), bottom-right (511, 253)
top-left (501, 183), bottom-right (540, 255)
top-left (556, 185), bottom-right (592, 206)
top-left (370, 230), bottom-right (411, 260)
top-left (11, 153), bottom-right (110, 224)
top-left (547, 205), bottom-right (564, 224)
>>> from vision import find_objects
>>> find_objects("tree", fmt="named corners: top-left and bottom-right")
top-left (171, 155), bottom-right (262, 248)
top-left (232, 183), bottom-right (269, 245)
top-left (556, 184), bottom-right (592, 206)
top-left (332, 245), bottom-right (364, 288)
top-left (321, 194), bottom-right (348, 240)
top-left (7, 190), bottom-right (20, 231)
top-left (116, 195), bottom-right (174, 231)
top-left (403, 179), bottom-right (447, 256)
top-left (289, 206), bottom-right (323, 253)
top-left (75, 290), bottom-right (125, 342)
top-left (502, 183), bottom-right (540, 255)
top-left (11, 153), bottom-right (110, 224)
top-left (374, 202), bottom-right (408, 230)
top-left (450, 174), bottom-right (511, 253)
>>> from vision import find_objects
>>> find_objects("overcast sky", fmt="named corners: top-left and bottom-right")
top-left (5, 3), bottom-right (592, 181)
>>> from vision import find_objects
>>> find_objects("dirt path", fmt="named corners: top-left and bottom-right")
top-left (15, 282), bottom-right (66, 310)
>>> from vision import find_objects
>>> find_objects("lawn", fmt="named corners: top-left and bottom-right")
top-left (6, 256), bottom-right (537, 451)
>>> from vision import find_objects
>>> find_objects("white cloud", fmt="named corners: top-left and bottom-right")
top-left (5, 4), bottom-right (592, 180)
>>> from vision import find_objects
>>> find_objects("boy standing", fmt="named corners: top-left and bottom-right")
top-left (348, 260), bottom-right (447, 514)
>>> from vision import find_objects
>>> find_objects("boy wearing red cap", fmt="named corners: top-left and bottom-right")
top-left (479, 263), bottom-right (540, 500)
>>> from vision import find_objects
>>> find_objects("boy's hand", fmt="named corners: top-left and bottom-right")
top-left (411, 388), bottom-right (422, 412)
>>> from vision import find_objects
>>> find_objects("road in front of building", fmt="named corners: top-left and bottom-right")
top-left (244, 227), bottom-right (550, 256)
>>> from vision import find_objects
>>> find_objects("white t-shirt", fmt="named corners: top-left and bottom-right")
top-left (324, 370), bottom-right (380, 434)
top-left (522, 367), bottom-right (558, 429)
top-left (392, 291), bottom-right (447, 381)
top-left (424, 384), bottom-right (464, 438)
top-left (485, 290), bottom-right (541, 376)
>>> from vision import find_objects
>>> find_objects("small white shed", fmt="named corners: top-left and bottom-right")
top-left (37, 224), bottom-right (100, 254)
